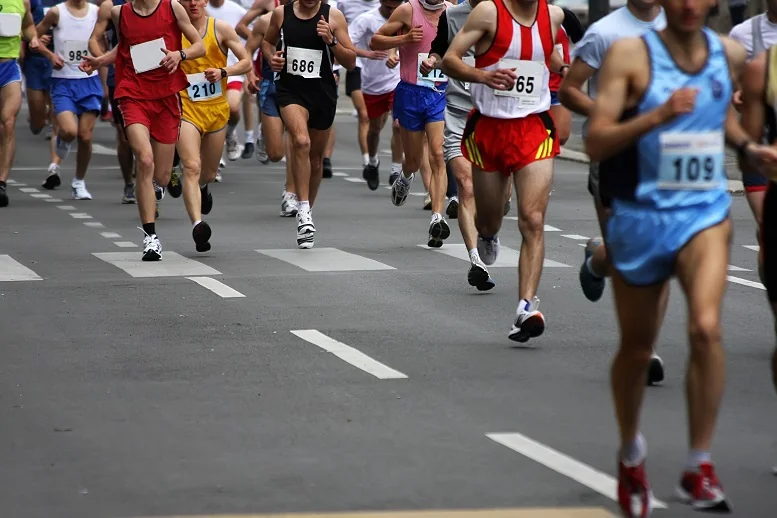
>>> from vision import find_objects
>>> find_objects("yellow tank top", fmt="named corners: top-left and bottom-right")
top-left (180, 17), bottom-right (228, 105)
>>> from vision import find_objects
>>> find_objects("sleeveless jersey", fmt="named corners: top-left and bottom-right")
top-left (548, 24), bottom-right (568, 92)
top-left (105, 0), bottom-right (126, 88)
top-left (26, 0), bottom-right (54, 57)
top-left (114, 0), bottom-right (188, 100)
top-left (0, 0), bottom-right (25, 59)
top-left (761, 44), bottom-right (777, 183)
top-left (398, 0), bottom-right (446, 87)
top-left (277, 1), bottom-right (336, 100)
top-left (443, 0), bottom-right (473, 111)
top-left (470, 0), bottom-right (553, 119)
top-left (599, 28), bottom-right (731, 209)
top-left (179, 17), bottom-right (227, 105)
top-left (52, 2), bottom-right (98, 79)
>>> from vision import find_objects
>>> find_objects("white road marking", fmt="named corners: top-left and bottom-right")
top-left (503, 218), bottom-right (563, 232)
top-left (727, 265), bottom-right (751, 272)
top-left (257, 247), bottom-right (395, 272)
top-left (100, 232), bottom-right (122, 239)
top-left (5, 179), bottom-right (16, 184)
top-left (409, 192), bottom-right (426, 197)
top-left (561, 234), bottom-right (589, 240)
top-left (93, 252), bottom-right (221, 278)
top-left (92, 143), bottom-right (117, 156)
top-left (8, 165), bottom-right (121, 171)
top-left (332, 172), bottom-right (349, 177)
top-left (44, 199), bottom-right (62, 203)
top-left (0, 255), bottom-right (43, 282)
top-left (12, 183), bottom-right (27, 187)
top-left (486, 432), bottom-right (668, 510)
top-left (186, 277), bottom-right (245, 298)
top-left (344, 177), bottom-right (367, 183)
top-left (291, 329), bottom-right (408, 380)
top-left (113, 241), bottom-right (137, 248)
top-left (18, 187), bottom-right (39, 193)
top-left (743, 245), bottom-right (760, 251)
top-left (57, 205), bottom-right (76, 211)
top-left (30, 193), bottom-right (51, 199)
top-left (727, 275), bottom-right (765, 290)
top-left (420, 244), bottom-right (570, 268)
top-left (69, 213), bottom-right (92, 219)
top-left (83, 222), bottom-right (104, 228)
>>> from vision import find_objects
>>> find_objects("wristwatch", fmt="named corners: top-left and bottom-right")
top-left (220, 68), bottom-right (227, 78)
top-left (327, 35), bottom-right (338, 47)
top-left (179, 50), bottom-right (187, 61)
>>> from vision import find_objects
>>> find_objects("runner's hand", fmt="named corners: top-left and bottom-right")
top-left (79, 54), bottom-right (101, 74)
top-left (404, 25), bottom-right (423, 44)
top-left (50, 53), bottom-right (64, 70)
top-left (39, 34), bottom-right (51, 47)
top-left (160, 48), bottom-right (182, 74)
top-left (370, 50), bottom-right (389, 60)
top-left (246, 72), bottom-right (261, 94)
top-left (204, 68), bottom-right (222, 83)
top-left (743, 143), bottom-right (777, 178)
top-left (386, 54), bottom-right (399, 69)
top-left (658, 87), bottom-right (697, 123)
top-left (28, 36), bottom-right (40, 51)
top-left (419, 57), bottom-right (436, 75)
top-left (270, 50), bottom-right (285, 72)
top-left (484, 68), bottom-right (517, 90)
top-left (317, 15), bottom-right (334, 45)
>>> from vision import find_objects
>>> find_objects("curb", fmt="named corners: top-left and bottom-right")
top-left (556, 147), bottom-right (745, 194)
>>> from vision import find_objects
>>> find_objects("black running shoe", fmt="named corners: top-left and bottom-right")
top-left (193, 221), bottom-right (212, 252)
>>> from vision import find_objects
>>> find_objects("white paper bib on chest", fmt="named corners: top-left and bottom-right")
top-left (0, 12), bottom-right (21, 37)
top-left (63, 40), bottom-right (89, 64)
top-left (494, 59), bottom-right (543, 107)
top-left (130, 37), bottom-right (167, 74)
top-left (186, 72), bottom-right (222, 101)
top-left (462, 56), bottom-right (474, 91)
top-left (657, 131), bottom-right (724, 190)
top-left (286, 46), bottom-right (322, 79)
top-left (417, 52), bottom-right (447, 88)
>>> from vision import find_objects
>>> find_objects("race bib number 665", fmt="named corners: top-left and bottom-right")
top-left (494, 59), bottom-right (543, 108)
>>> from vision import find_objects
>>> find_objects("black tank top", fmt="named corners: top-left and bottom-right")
top-left (278, 1), bottom-right (337, 100)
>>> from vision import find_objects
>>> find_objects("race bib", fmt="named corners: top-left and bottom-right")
top-left (463, 56), bottom-right (475, 91)
top-left (63, 40), bottom-right (88, 64)
top-left (0, 13), bottom-right (21, 37)
top-left (129, 37), bottom-right (166, 74)
top-left (494, 59), bottom-right (543, 107)
top-left (286, 46), bottom-right (322, 79)
top-left (657, 131), bottom-right (724, 190)
top-left (186, 72), bottom-right (222, 101)
top-left (417, 52), bottom-right (447, 88)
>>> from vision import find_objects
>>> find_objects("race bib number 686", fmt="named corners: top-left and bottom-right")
top-left (286, 46), bottom-right (322, 79)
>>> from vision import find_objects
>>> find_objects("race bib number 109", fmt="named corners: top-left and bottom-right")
top-left (286, 46), bottom-right (322, 79)
top-left (494, 59), bottom-right (543, 107)
top-left (657, 131), bottom-right (724, 190)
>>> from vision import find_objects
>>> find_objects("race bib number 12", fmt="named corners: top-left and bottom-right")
top-left (463, 56), bottom-right (475, 91)
top-left (494, 59), bottom-right (543, 107)
top-left (64, 40), bottom-right (89, 64)
top-left (417, 52), bottom-right (448, 88)
top-left (657, 131), bottom-right (724, 190)
top-left (186, 73), bottom-right (222, 101)
top-left (286, 46), bottom-right (322, 79)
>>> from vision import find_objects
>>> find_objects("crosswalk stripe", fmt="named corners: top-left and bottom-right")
top-left (728, 275), bottom-right (765, 290)
top-left (0, 255), bottom-right (42, 281)
top-left (186, 277), bottom-right (245, 298)
top-left (743, 245), bottom-right (760, 251)
top-left (419, 244), bottom-right (570, 268)
top-left (257, 248), bottom-right (395, 272)
top-left (92, 252), bottom-right (221, 278)
top-left (19, 187), bottom-right (39, 193)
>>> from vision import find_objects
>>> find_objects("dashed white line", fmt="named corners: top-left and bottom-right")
top-left (19, 187), bottom-right (40, 193)
top-left (113, 241), bottom-right (137, 248)
top-left (344, 177), bottom-right (366, 183)
top-left (69, 213), bottom-right (92, 219)
top-left (544, 225), bottom-right (562, 232)
top-left (486, 432), bottom-right (668, 510)
top-left (100, 232), bottom-right (122, 239)
top-left (728, 265), bottom-right (751, 272)
top-left (13, 183), bottom-right (28, 187)
top-left (743, 245), bottom-right (760, 251)
top-left (332, 172), bottom-right (349, 177)
top-left (186, 276), bottom-right (245, 298)
top-left (44, 199), bottom-right (62, 203)
top-left (291, 329), bottom-right (408, 379)
top-left (5, 179), bottom-right (17, 184)
top-left (561, 234), bottom-right (589, 240)
top-left (727, 275), bottom-right (766, 290)
top-left (30, 193), bottom-right (51, 199)
top-left (409, 192), bottom-right (426, 197)
top-left (57, 205), bottom-right (76, 210)
top-left (83, 222), bottom-right (104, 228)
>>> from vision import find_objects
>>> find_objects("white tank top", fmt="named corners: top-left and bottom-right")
top-left (52, 2), bottom-right (98, 79)
top-left (206, 0), bottom-right (248, 67)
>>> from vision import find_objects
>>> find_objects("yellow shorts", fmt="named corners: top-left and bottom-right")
top-left (181, 98), bottom-right (229, 134)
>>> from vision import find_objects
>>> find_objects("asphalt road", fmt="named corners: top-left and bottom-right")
top-left (1, 108), bottom-right (776, 518)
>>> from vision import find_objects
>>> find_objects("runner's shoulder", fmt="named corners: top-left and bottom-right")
top-left (467, 0), bottom-right (496, 28)
top-left (719, 34), bottom-right (747, 72)
top-left (604, 37), bottom-right (648, 75)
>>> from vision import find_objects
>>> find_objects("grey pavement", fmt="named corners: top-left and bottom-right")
top-left (1, 111), bottom-right (776, 518)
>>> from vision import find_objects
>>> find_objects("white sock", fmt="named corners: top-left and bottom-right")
top-left (193, 219), bottom-right (202, 228)
top-left (468, 248), bottom-right (480, 263)
top-left (362, 153), bottom-right (369, 166)
top-left (368, 155), bottom-right (379, 166)
top-left (391, 162), bottom-right (402, 174)
top-left (298, 200), bottom-right (310, 212)
top-left (686, 449), bottom-right (711, 470)
top-left (227, 122), bottom-right (237, 138)
top-left (621, 433), bottom-right (647, 467)
top-left (244, 130), bottom-right (254, 142)
top-left (402, 170), bottom-right (416, 183)
top-left (256, 123), bottom-right (263, 139)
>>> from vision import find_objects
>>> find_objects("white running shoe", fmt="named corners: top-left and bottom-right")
top-left (281, 192), bottom-right (299, 217)
top-left (255, 137), bottom-right (269, 164)
top-left (296, 210), bottom-right (315, 249)
top-left (71, 179), bottom-right (92, 200)
top-left (508, 297), bottom-right (545, 343)
top-left (391, 173), bottom-right (413, 206)
top-left (139, 229), bottom-right (162, 261)
top-left (226, 135), bottom-right (242, 161)
top-left (477, 235), bottom-right (500, 266)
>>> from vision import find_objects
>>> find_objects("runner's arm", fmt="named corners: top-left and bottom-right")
top-left (260, 5), bottom-right (283, 64)
top-left (326, 8), bottom-right (357, 70)
top-left (739, 54), bottom-right (767, 144)
top-left (35, 5), bottom-right (57, 38)
top-left (216, 19), bottom-right (252, 77)
top-left (427, 10), bottom-right (448, 64)
top-left (558, 26), bottom-right (605, 116)
top-left (22, 0), bottom-right (38, 43)
top-left (440, 1), bottom-right (496, 83)
top-left (245, 12), bottom-right (269, 56)
top-left (89, 0), bottom-right (112, 57)
top-left (236, 0), bottom-right (273, 40)
top-left (172, 0), bottom-right (205, 60)
top-left (369, 3), bottom-right (411, 50)
top-left (586, 38), bottom-right (670, 161)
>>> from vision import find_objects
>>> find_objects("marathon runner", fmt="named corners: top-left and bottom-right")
top-left (177, 0), bottom-right (251, 252)
top-left (442, 0), bottom-right (566, 342)
top-left (0, 0), bottom-right (41, 207)
top-left (586, 0), bottom-right (777, 511)
top-left (261, 0), bottom-right (357, 249)
top-left (558, 0), bottom-right (666, 385)
top-left (81, 0), bottom-right (205, 260)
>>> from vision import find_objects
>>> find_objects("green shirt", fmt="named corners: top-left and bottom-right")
top-left (0, 0), bottom-right (25, 59)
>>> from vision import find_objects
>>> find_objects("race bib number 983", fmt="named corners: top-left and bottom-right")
top-left (286, 46), bottom-right (322, 79)
top-left (657, 131), bottom-right (724, 190)
top-left (64, 40), bottom-right (89, 64)
top-left (494, 59), bottom-right (543, 107)
top-left (186, 73), bottom-right (222, 101)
